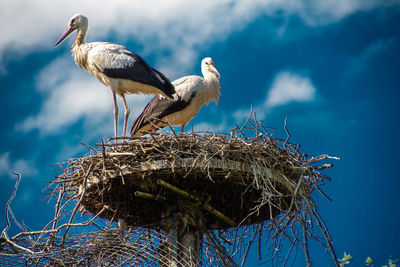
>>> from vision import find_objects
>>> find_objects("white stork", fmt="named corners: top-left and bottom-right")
top-left (55, 14), bottom-right (175, 138)
top-left (130, 57), bottom-right (221, 136)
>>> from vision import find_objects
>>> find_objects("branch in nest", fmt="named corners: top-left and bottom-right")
top-left (157, 179), bottom-right (236, 227)
top-left (134, 191), bottom-right (167, 202)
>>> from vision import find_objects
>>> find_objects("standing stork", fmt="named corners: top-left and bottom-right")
top-left (130, 57), bottom-right (221, 136)
top-left (55, 14), bottom-right (175, 138)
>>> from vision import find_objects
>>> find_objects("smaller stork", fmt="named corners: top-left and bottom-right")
top-left (130, 57), bottom-right (221, 136)
top-left (55, 14), bottom-right (175, 138)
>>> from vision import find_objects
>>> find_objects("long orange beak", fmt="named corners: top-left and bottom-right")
top-left (55, 26), bottom-right (75, 47)
top-left (209, 64), bottom-right (221, 78)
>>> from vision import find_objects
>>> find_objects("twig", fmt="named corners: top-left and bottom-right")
top-left (310, 208), bottom-right (340, 267)
top-left (239, 105), bottom-right (253, 132)
top-left (0, 173), bottom-right (36, 255)
top-left (283, 115), bottom-right (290, 148)
top-left (301, 217), bottom-right (312, 267)
top-left (80, 142), bottom-right (98, 153)
top-left (241, 224), bottom-right (259, 266)
top-left (313, 163), bottom-right (333, 170)
top-left (1, 172), bottom-right (22, 238)
top-left (205, 232), bottom-right (239, 267)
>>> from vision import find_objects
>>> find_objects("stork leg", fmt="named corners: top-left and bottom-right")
top-left (120, 93), bottom-right (130, 137)
top-left (181, 124), bottom-right (185, 133)
top-left (112, 92), bottom-right (119, 139)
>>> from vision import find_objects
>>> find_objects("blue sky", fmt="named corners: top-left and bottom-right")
top-left (1, 1), bottom-right (399, 266)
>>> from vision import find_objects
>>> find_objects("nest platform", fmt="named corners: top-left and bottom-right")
top-left (58, 131), bottom-right (330, 231)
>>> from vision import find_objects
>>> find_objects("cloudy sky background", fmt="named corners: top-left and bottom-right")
top-left (1, 0), bottom-right (399, 265)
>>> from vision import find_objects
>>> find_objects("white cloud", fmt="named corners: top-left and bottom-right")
top-left (17, 57), bottom-right (112, 134)
top-left (0, 152), bottom-right (38, 179)
top-left (1, 0), bottom-right (396, 69)
top-left (264, 71), bottom-right (316, 108)
top-left (233, 71), bottom-right (317, 122)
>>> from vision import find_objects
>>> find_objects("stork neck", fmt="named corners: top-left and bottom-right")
top-left (203, 72), bottom-right (219, 83)
top-left (73, 28), bottom-right (87, 48)
top-left (71, 29), bottom-right (89, 70)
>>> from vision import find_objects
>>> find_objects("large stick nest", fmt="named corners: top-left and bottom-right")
top-left (0, 116), bottom-right (340, 266)
top-left (57, 121), bottom-right (333, 231)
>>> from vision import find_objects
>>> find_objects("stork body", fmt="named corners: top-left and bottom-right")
top-left (130, 57), bottom-right (221, 136)
top-left (55, 14), bottom-right (175, 138)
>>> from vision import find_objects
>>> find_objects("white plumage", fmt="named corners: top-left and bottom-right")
top-left (55, 14), bottom-right (175, 138)
top-left (130, 57), bottom-right (221, 136)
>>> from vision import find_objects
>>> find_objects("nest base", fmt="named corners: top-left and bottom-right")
top-left (81, 157), bottom-right (292, 230)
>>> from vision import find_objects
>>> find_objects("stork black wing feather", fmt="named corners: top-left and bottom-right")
top-left (94, 46), bottom-right (175, 98)
top-left (130, 92), bottom-right (196, 136)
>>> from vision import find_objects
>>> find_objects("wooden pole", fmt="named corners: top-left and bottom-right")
top-left (172, 210), bottom-right (203, 267)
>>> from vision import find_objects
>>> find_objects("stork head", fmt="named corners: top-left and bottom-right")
top-left (201, 57), bottom-right (221, 78)
top-left (55, 14), bottom-right (89, 47)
